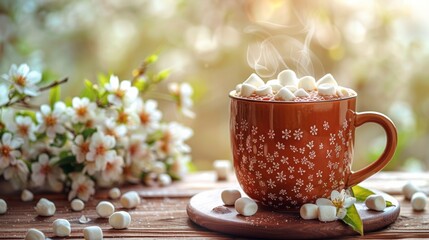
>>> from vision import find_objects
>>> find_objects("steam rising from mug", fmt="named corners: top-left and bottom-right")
top-left (245, 21), bottom-right (324, 78)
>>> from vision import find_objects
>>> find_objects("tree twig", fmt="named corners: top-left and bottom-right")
top-left (39, 77), bottom-right (68, 92)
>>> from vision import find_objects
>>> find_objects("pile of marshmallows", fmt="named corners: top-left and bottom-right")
top-left (235, 70), bottom-right (356, 101)
top-left (0, 188), bottom-right (141, 240)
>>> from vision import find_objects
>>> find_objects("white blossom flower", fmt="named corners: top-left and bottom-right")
top-left (0, 132), bottom-right (23, 169)
top-left (98, 118), bottom-right (127, 141)
top-left (8, 116), bottom-right (37, 142)
top-left (125, 134), bottom-right (152, 164)
top-left (101, 155), bottom-right (124, 182)
top-left (71, 135), bottom-right (90, 163)
top-left (68, 173), bottom-right (95, 201)
top-left (86, 131), bottom-right (116, 172)
top-left (316, 189), bottom-right (356, 219)
top-left (0, 84), bottom-right (9, 105)
top-left (68, 97), bottom-right (96, 124)
top-left (131, 99), bottom-right (162, 133)
top-left (154, 122), bottom-right (193, 159)
top-left (31, 154), bottom-right (65, 192)
top-left (113, 107), bottom-right (140, 130)
top-left (36, 102), bottom-right (68, 138)
top-left (1, 64), bottom-right (41, 96)
top-left (2, 159), bottom-right (29, 189)
top-left (168, 82), bottom-right (195, 118)
top-left (104, 75), bottom-right (138, 107)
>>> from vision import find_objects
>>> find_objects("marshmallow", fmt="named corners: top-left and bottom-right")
top-left (25, 228), bottom-right (45, 240)
top-left (221, 189), bottom-right (242, 206)
top-left (316, 74), bottom-right (338, 87)
top-left (83, 226), bottom-right (103, 240)
top-left (235, 84), bottom-right (242, 93)
top-left (239, 83), bottom-right (257, 97)
top-left (35, 198), bottom-right (56, 216)
top-left (109, 211), bottom-right (131, 229)
top-left (266, 80), bottom-right (283, 92)
top-left (21, 189), bottom-right (34, 202)
top-left (152, 161), bottom-right (166, 174)
top-left (71, 199), bottom-right (85, 211)
top-left (96, 201), bottom-right (115, 218)
top-left (300, 203), bottom-right (319, 220)
top-left (298, 76), bottom-right (317, 91)
top-left (108, 188), bottom-right (121, 200)
top-left (213, 160), bottom-right (231, 181)
top-left (365, 195), bottom-right (386, 211)
top-left (317, 205), bottom-right (337, 222)
top-left (120, 191), bottom-right (141, 209)
top-left (317, 83), bottom-right (337, 96)
top-left (411, 192), bottom-right (427, 211)
top-left (255, 85), bottom-right (273, 96)
top-left (274, 87), bottom-right (296, 101)
top-left (158, 173), bottom-right (172, 186)
top-left (235, 197), bottom-right (258, 216)
top-left (0, 199), bottom-right (7, 214)
top-left (284, 85), bottom-right (298, 93)
top-left (243, 73), bottom-right (265, 87)
top-left (403, 182), bottom-right (420, 200)
top-left (294, 88), bottom-right (310, 98)
top-left (277, 69), bottom-right (298, 86)
top-left (53, 218), bottom-right (71, 237)
top-left (336, 86), bottom-right (351, 97)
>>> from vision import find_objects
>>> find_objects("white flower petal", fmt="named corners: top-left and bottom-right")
top-left (344, 197), bottom-right (356, 208)
top-left (17, 64), bottom-right (30, 76)
top-left (331, 190), bottom-right (341, 200)
top-left (2, 133), bottom-right (12, 145)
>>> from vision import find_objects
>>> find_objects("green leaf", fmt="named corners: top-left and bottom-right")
top-left (82, 128), bottom-right (97, 140)
top-left (97, 73), bottom-right (109, 87)
top-left (352, 185), bottom-right (375, 202)
top-left (342, 204), bottom-right (364, 236)
top-left (133, 77), bottom-right (146, 91)
top-left (154, 69), bottom-right (171, 83)
top-left (352, 185), bottom-right (395, 207)
top-left (51, 133), bottom-right (68, 148)
top-left (144, 54), bottom-right (158, 65)
top-left (49, 85), bottom-right (61, 108)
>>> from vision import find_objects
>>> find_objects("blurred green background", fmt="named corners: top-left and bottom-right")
top-left (1, 0), bottom-right (428, 172)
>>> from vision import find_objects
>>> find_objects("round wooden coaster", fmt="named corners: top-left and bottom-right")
top-left (187, 189), bottom-right (400, 239)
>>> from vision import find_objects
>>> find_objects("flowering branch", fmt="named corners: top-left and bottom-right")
top-left (38, 77), bottom-right (68, 92)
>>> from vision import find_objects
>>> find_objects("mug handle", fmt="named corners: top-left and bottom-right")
top-left (346, 111), bottom-right (398, 187)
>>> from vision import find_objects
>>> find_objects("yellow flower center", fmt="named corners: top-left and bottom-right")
top-left (45, 115), bottom-right (57, 127)
top-left (76, 106), bottom-right (87, 117)
top-left (1, 146), bottom-right (11, 156)
top-left (15, 75), bottom-right (26, 86)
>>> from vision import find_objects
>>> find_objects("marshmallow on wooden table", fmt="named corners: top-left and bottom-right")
top-left (96, 201), bottom-right (115, 218)
top-left (275, 87), bottom-right (296, 101)
top-left (365, 195), bottom-right (386, 211)
top-left (411, 192), bottom-right (427, 211)
top-left (158, 173), bottom-right (172, 186)
top-left (35, 198), bottom-right (56, 216)
top-left (25, 228), bottom-right (45, 240)
top-left (213, 160), bottom-right (231, 181)
top-left (255, 85), bottom-right (273, 96)
top-left (298, 76), bottom-right (317, 91)
top-left (300, 203), bottom-right (318, 220)
top-left (120, 191), bottom-right (141, 209)
top-left (235, 197), bottom-right (258, 216)
top-left (221, 189), bottom-right (241, 206)
top-left (294, 88), bottom-right (310, 98)
top-left (83, 226), bottom-right (103, 240)
top-left (0, 199), bottom-right (7, 214)
top-left (53, 218), bottom-right (71, 237)
top-left (317, 205), bottom-right (337, 222)
top-left (266, 80), bottom-right (282, 92)
top-left (21, 189), bottom-right (34, 202)
top-left (278, 69), bottom-right (298, 86)
top-left (403, 182), bottom-right (420, 200)
top-left (317, 83), bottom-right (337, 96)
top-left (109, 187), bottom-right (121, 200)
top-left (243, 73), bottom-right (265, 88)
top-left (316, 74), bottom-right (338, 87)
top-left (71, 199), bottom-right (85, 211)
top-left (109, 211), bottom-right (131, 229)
top-left (239, 83), bottom-right (257, 97)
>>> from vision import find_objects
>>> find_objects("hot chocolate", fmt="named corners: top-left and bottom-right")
top-left (233, 70), bottom-right (356, 102)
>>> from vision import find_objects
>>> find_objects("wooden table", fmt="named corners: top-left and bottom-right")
top-left (1, 171), bottom-right (429, 239)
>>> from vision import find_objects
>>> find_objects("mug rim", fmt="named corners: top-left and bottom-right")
top-left (229, 90), bottom-right (357, 104)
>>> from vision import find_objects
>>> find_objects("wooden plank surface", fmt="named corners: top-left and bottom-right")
top-left (0, 171), bottom-right (429, 239)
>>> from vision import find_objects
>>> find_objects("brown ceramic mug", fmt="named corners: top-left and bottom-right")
top-left (229, 93), bottom-right (397, 210)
